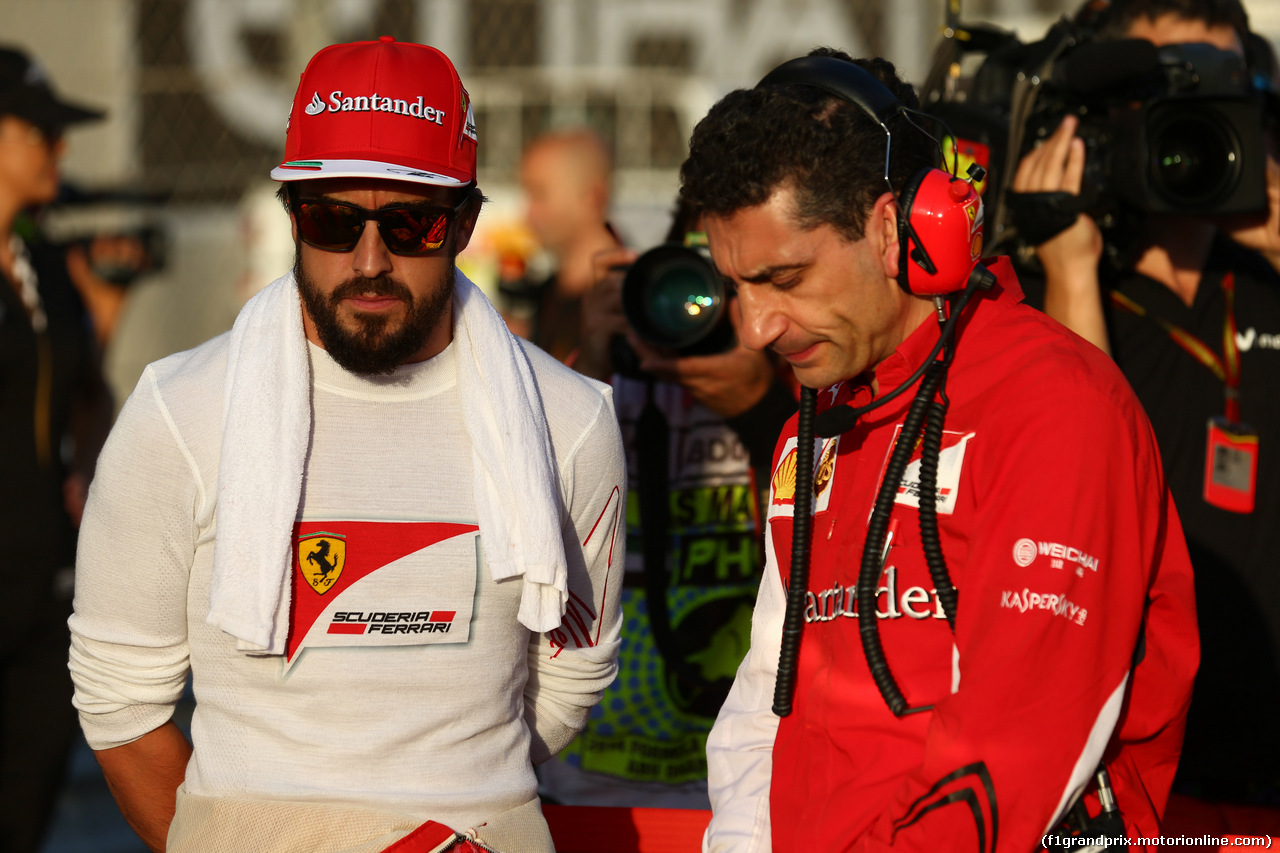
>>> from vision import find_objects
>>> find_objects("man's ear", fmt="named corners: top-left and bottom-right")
top-left (288, 212), bottom-right (298, 246)
top-left (587, 178), bottom-right (611, 220)
top-left (454, 196), bottom-right (481, 254)
top-left (870, 191), bottom-right (901, 279)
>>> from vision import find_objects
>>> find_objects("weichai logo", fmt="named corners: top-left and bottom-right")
top-left (327, 611), bottom-right (456, 635)
top-left (1011, 537), bottom-right (1100, 576)
top-left (304, 90), bottom-right (446, 126)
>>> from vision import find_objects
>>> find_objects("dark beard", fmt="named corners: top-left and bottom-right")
top-left (295, 256), bottom-right (454, 375)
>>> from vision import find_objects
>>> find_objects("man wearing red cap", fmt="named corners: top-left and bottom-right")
top-left (68, 38), bottom-right (625, 853)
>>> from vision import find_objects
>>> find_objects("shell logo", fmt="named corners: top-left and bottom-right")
top-left (772, 441), bottom-right (838, 505)
top-left (772, 449), bottom-right (798, 502)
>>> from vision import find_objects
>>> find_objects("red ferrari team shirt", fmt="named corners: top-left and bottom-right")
top-left (726, 262), bottom-right (1198, 852)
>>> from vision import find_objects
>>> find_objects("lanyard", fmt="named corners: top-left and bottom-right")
top-left (1109, 271), bottom-right (1241, 423)
top-left (6, 236), bottom-right (53, 465)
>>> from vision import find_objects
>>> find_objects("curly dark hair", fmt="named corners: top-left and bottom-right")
top-left (1082, 0), bottom-right (1249, 44)
top-left (678, 48), bottom-right (940, 242)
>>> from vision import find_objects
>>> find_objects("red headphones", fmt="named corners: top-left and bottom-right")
top-left (757, 56), bottom-right (985, 296)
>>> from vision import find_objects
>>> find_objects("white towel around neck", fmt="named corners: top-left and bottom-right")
top-left (207, 269), bottom-right (568, 655)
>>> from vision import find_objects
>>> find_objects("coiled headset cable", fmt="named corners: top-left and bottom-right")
top-left (771, 384), bottom-right (819, 716)
top-left (773, 263), bottom-right (993, 717)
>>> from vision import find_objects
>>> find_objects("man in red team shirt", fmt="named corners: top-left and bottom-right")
top-left (678, 48), bottom-right (1198, 852)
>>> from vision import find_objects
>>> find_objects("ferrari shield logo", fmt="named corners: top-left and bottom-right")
top-left (297, 532), bottom-right (346, 594)
top-left (813, 438), bottom-right (838, 500)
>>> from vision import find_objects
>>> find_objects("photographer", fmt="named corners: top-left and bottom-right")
top-left (1013, 0), bottom-right (1280, 810)
top-left (506, 128), bottom-right (623, 363)
top-left (686, 48), bottom-right (1197, 851)
top-left (537, 208), bottom-right (796, 807)
top-left (65, 230), bottom-right (158, 347)
top-left (0, 45), bottom-right (113, 853)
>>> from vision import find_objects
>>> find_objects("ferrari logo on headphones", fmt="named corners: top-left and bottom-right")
top-left (297, 532), bottom-right (347, 594)
top-left (943, 136), bottom-right (990, 195)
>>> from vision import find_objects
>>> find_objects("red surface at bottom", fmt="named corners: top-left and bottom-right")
top-left (1162, 793), bottom-right (1280, 839)
top-left (380, 820), bottom-right (457, 852)
top-left (543, 806), bottom-right (711, 853)
top-left (544, 803), bottom-right (1280, 852)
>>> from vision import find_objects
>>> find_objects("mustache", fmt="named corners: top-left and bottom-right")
top-left (329, 275), bottom-right (413, 304)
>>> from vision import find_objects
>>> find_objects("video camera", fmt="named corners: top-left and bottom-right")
top-left (610, 238), bottom-right (735, 377)
top-left (62, 225), bottom-right (168, 286)
top-left (44, 183), bottom-right (170, 287)
top-left (924, 17), bottom-right (1275, 253)
top-left (1020, 37), bottom-right (1267, 226)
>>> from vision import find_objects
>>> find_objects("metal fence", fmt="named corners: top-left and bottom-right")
top-left (121, 0), bottom-right (910, 203)
top-left (18, 0), bottom-right (1280, 208)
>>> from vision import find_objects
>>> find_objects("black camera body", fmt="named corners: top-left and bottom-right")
top-left (1026, 40), bottom-right (1266, 218)
top-left (618, 242), bottom-right (734, 363)
top-left (67, 224), bottom-right (168, 287)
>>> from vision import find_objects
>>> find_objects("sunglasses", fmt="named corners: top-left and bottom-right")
top-left (291, 196), bottom-right (465, 256)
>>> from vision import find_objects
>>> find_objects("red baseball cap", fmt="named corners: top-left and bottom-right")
top-left (271, 36), bottom-right (477, 187)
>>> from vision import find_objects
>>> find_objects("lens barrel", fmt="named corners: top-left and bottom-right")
top-left (622, 244), bottom-right (734, 356)
top-left (1146, 102), bottom-right (1242, 210)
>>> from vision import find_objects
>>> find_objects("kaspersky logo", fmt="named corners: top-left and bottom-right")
top-left (304, 90), bottom-right (446, 126)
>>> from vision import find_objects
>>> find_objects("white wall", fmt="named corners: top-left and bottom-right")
top-left (2, 0), bottom-right (138, 187)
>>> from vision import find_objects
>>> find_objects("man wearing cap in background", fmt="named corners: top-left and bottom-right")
top-left (0, 44), bottom-right (112, 853)
top-left (67, 37), bottom-right (625, 853)
top-left (502, 128), bottom-right (622, 362)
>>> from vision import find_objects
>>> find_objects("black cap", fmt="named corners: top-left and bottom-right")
top-left (0, 45), bottom-right (103, 133)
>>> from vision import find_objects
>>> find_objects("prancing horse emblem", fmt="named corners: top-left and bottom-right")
top-left (297, 532), bottom-right (347, 594)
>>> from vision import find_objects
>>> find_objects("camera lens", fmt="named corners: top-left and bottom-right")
top-left (644, 260), bottom-right (718, 338)
top-left (622, 244), bottom-right (731, 353)
top-left (1147, 105), bottom-right (1241, 208)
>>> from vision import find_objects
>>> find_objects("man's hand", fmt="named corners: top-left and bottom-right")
top-left (94, 721), bottom-right (192, 852)
top-left (1013, 115), bottom-right (1105, 281)
top-left (577, 245), bottom-right (775, 416)
top-left (63, 472), bottom-right (88, 527)
top-left (574, 247), bottom-right (636, 382)
top-left (634, 299), bottom-right (775, 419)
top-left (1217, 144), bottom-right (1280, 274)
top-left (1013, 116), bottom-right (1110, 353)
top-left (64, 243), bottom-right (127, 347)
